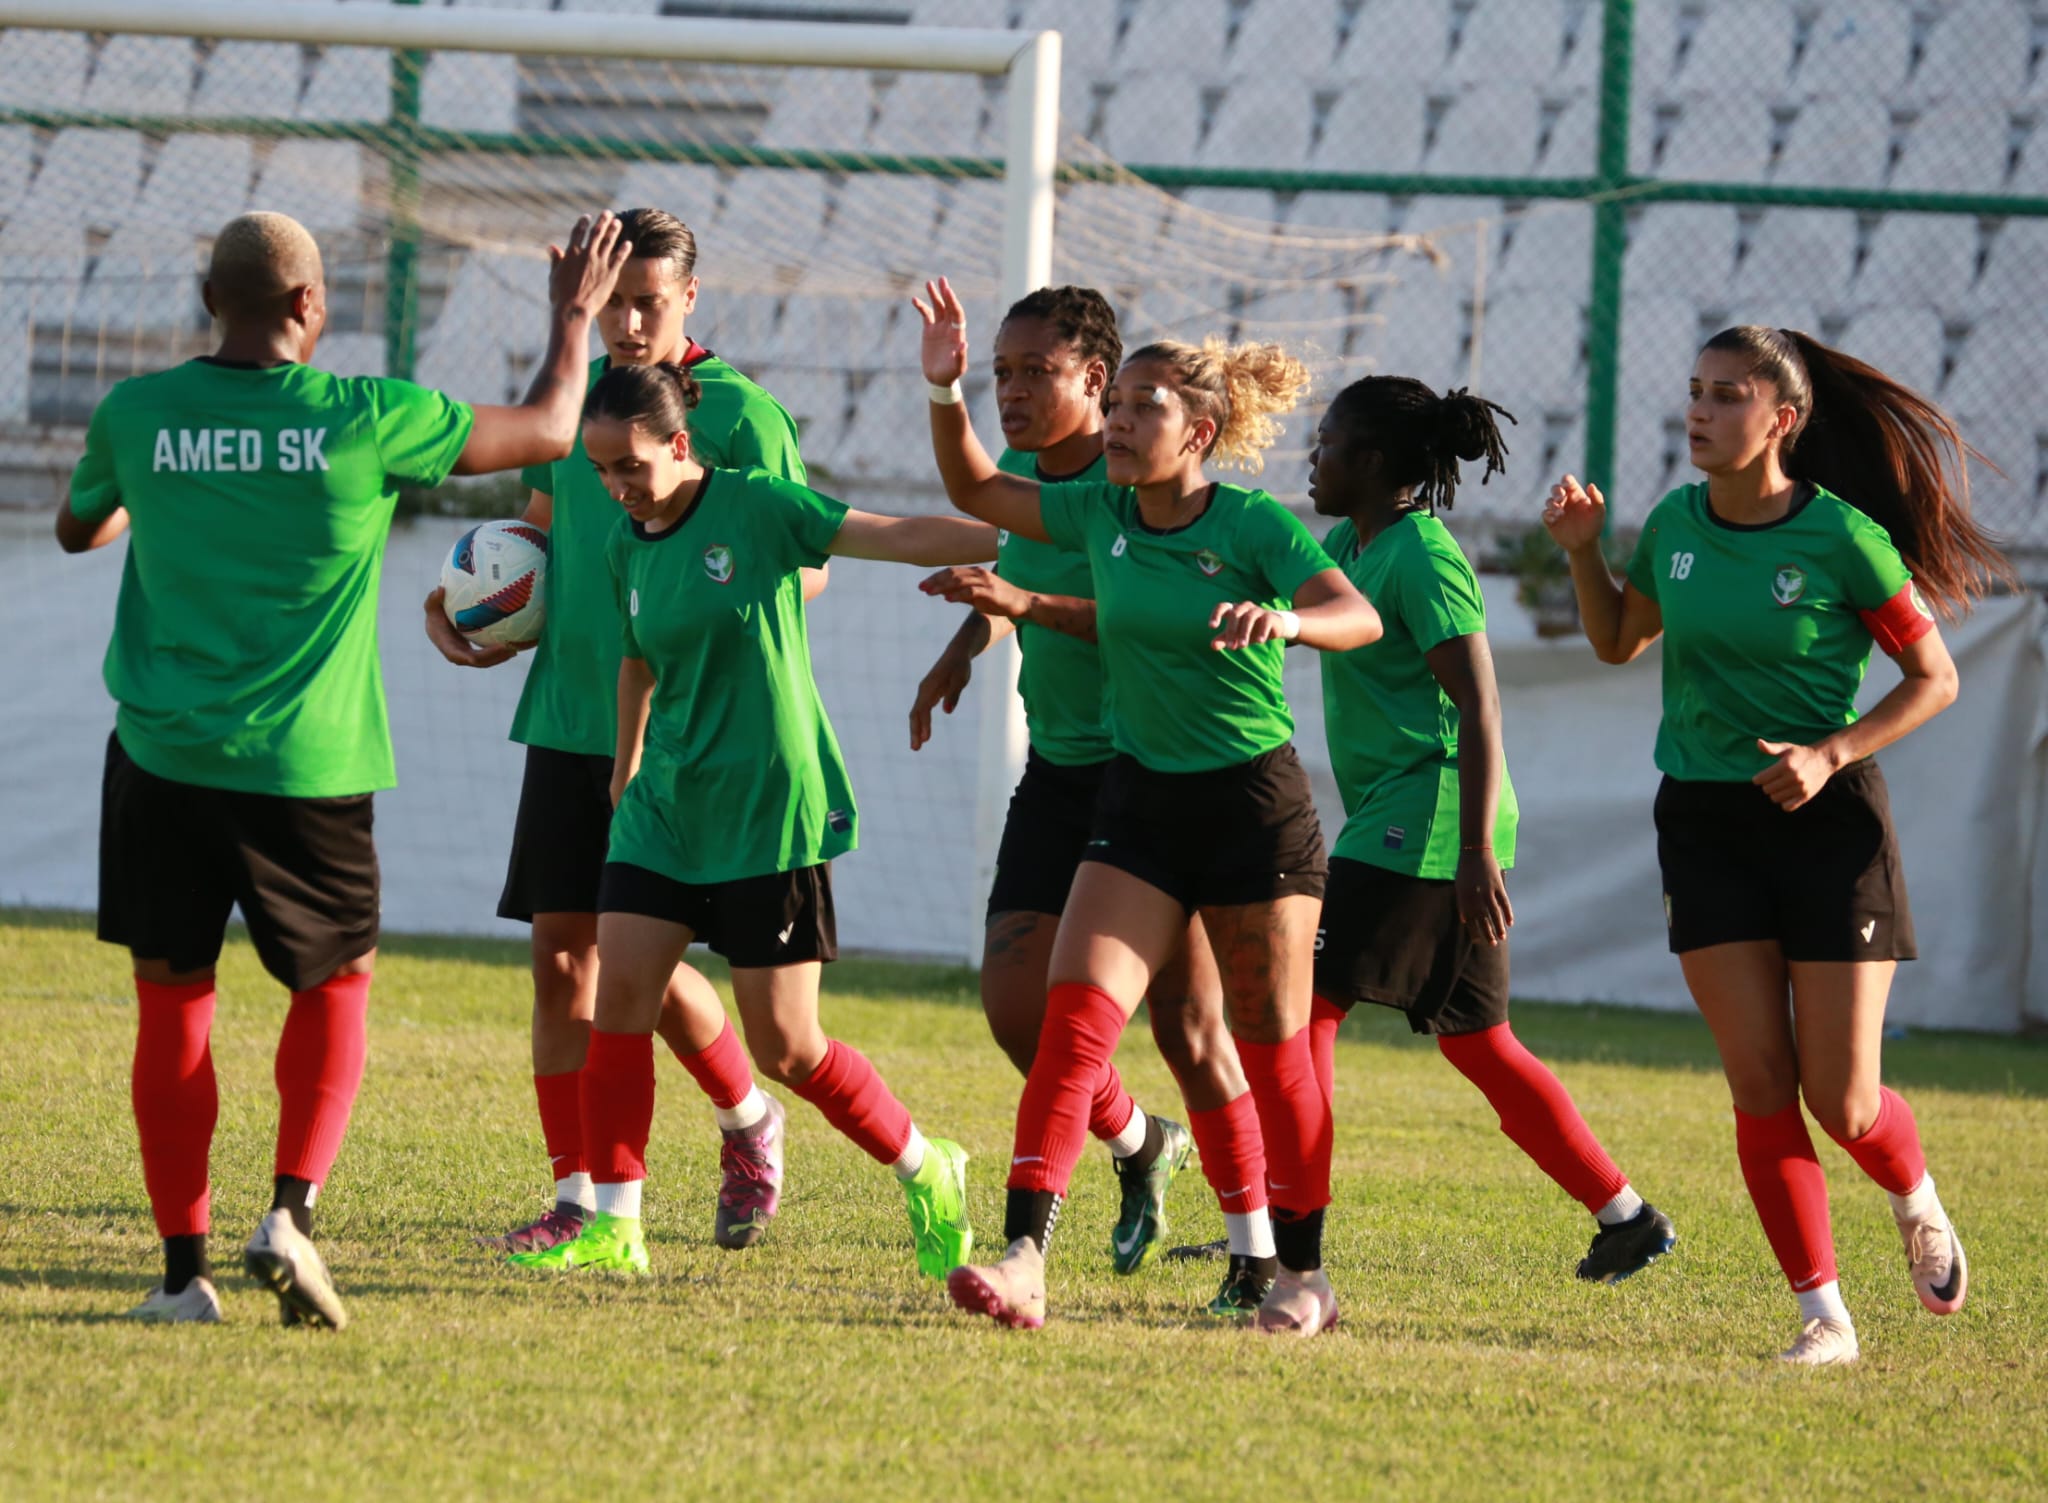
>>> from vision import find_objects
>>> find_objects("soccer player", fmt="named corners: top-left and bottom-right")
top-left (1305, 375), bottom-right (1677, 1287)
top-left (911, 278), bottom-right (1381, 1336)
top-left (508, 362), bottom-right (995, 1277)
top-left (424, 207), bottom-right (823, 1256)
top-left (62, 208), bottom-right (633, 1327)
top-left (909, 286), bottom-right (1276, 1312)
top-left (1546, 325), bottom-right (2011, 1364)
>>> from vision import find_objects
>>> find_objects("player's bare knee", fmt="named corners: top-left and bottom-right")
top-left (1804, 1085), bottom-right (1878, 1142)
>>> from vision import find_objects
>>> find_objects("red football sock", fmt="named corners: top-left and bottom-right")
top-left (132, 978), bottom-right (219, 1238)
top-left (1008, 982), bottom-right (1129, 1193)
top-left (1088, 1061), bottom-right (1137, 1142)
top-left (1734, 1103), bottom-right (1838, 1291)
top-left (581, 1028), bottom-right (656, 1184)
top-left (1308, 993), bottom-right (1347, 1111)
top-left (273, 972), bottom-right (370, 1186)
top-left (1186, 1092), bottom-right (1268, 1215)
top-left (1823, 1086), bottom-right (1927, 1196)
top-left (1235, 1029), bottom-right (1331, 1215)
top-left (533, 1068), bottom-right (584, 1181)
top-left (1437, 1023), bottom-right (1629, 1212)
top-left (673, 1018), bottom-right (755, 1112)
top-left (790, 1038), bottom-right (914, 1165)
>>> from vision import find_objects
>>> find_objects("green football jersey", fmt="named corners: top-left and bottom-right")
top-left (513, 349), bottom-right (805, 757)
top-left (995, 447), bottom-right (1112, 766)
top-left (1036, 481), bottom-right (1335, 774)
top-left (1320, 513), bottom-right (1517, 878)
top-left (68, 358), bottom-right (474, 797)
top-left (605, 467), bottom-right (856, 885)
top-left (1625, 482), bottom-right (1919, 782)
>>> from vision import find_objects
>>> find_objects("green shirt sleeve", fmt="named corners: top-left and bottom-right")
top-left (1836, 509), bottom-right (1913, 610)
top-left (1396, 529), bottom-right (1489, 654)
top-left (370, 378), bottom-right (476, 487)
top-left (1249, 493), bottom-right (1336, 601)
top-left (1624, 520), bottom-right (1662, 602)
top-left (724, 402), bottom-right (807, 485)
top-left (1035, 481), bottom-right (1099, 553)
top-left (755, 474), bottom-right (849, 571)
top-left (521, 460), bottom-right (555, 496)
top-left (68, 396), bottom-right (121, 524)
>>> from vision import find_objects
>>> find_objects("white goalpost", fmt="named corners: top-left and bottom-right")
top-left (0, 0), bottom-right (1052, 966)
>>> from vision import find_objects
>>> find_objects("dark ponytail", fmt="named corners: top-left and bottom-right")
top-left (583, 360), bottom-right (702, 436)
top-left (1700, 325), bottom-right (2014, 617)
top-left (1323, 375), bottom-right (1515, 510)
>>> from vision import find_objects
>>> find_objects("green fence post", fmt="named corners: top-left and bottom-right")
top-left (1583, 0), bottom-right (1635, 504)
top-left (385, 0), bottom-right (426, 383)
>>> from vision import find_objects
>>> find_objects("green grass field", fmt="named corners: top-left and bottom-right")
top-left (3, 908), bottom-right (2045, 1501)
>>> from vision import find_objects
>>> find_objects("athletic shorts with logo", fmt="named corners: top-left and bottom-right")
top-left (1654, 759), bottom-right (1915, 961)
top-left (97, 731), bottom-right (379, 990)
top-left (1085, 744), bottom-right (1327, 910)
top-left (498, 744), bottom-right (616, 922)
top-left (598, 860), bottom-right (837, 967)
top-left (986, 749), bottom-right (1112, 921)
top-left (1314, 855), bottom-right (1509, 1036)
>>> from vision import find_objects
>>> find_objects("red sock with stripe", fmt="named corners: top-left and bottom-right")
top-left (581, 1028), bottom-right (656, 1189)
top-left (673, 1018), bottom-right (756, 1112)
top-left (1823, 1086), bottom-right (1927, 1195)
top-left (1234, 1029), bottom-right (1331, 1215)
top-left (1185, 1091), bottom-right (1268, 1216)
top-left (132, 978), bottom-right (219, 1239)
top-left (1734, 1103), bottom-right (1838, 1292)
top-left (1007, 982), bottom-right (1128, 1193)
top-left (533, 1068), bottom-right (584, 1181)
top-left (273, 972), bottom-right (370, 1187)
top-left (789, 1038), bottom-right (913, 1165)
top-left (1437, 1023), bottom-right (1629, 1211)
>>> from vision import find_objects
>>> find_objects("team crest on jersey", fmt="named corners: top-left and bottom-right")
top-left (629, 588), bottom-right (640, 617)
top-left (1111, 534), bottom-right (1128, 558)
top-left (703, 544), bottom-right (735, 584)
top-left (1771, 565), bottom-right (1806, 606)
top-left (1195, 549), bottom-right (1223, 577)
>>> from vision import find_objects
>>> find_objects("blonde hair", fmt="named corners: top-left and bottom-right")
top-left (207, 211), bottom-right (323, 317)
top-left (1124, 337), bottom-right (1312, 473)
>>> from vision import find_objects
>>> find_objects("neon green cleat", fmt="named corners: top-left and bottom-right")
top-left (903, 1137), bottom-right (973, 1278)
top-left (506, 1210), bottom-right (649, 1274)
top-left (1110, 1117), bottom-right (1194, 1275)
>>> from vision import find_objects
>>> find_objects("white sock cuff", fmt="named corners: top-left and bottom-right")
top-left (715, 1085), bottom-right (769, 1133)
top-left (593, 1179), bottom-right (643, 1220)
top-left (1595, 1186), bottom-right (1645, 1226)
top-left (1104, 1104), bottom-right (1149, 1159)
top-left (556, 1171), bottom-right (595, 1210)
top-left (1795, 1279), bottom-right (1852, 1326)
top-left (1224, 1208), bottom-right (1276, 1260)
top-left (892, 1126), bottom-right (930, 1182)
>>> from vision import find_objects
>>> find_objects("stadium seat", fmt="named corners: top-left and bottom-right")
top-left (82, 35), bottom-right (194, 116)
top-left (1233, 284), bottom-right (1351, 351)
top-left (1016, 0), bottom-right (1119, 77)
top-left (422, 51), bottom-right (521, 134)
top-left (1672, 1), bottom-right (1797, 97)
top-left (1120, 0), bottom-right (1232, 80)
top-left (1655, 93), bottom-right (1776, 181)
top-left (1287, 190), bottom-right (1394, 234)
top-left (1911, 1), bottom-right (2032, 104)
top-left (1891, 104), bottom-right (2015, 194)
top-left (1972, 218), bottom-right (2048, 313)
top-left (1730, 208), bottom-right (1858, 309)
top-left (1332, 0), bottom-right (1451, 82)
top-left (1854, 214), bottom-right (1981, 314)
top-left (417, 252), bottom-right (525, 403)
top-left (253, 142), bottom-right (364, 232)
top-left (0, 28), bottom-right (87, 110)
top-left (1429, 85), bottom-right (1541, 176)
top-left (869, 74), bottom-right (992, 156)
top-left (300, 47), bottom-right (391, 121)
top-left (0, 224), bottom-right (90, 339)
top-left (1058, 180), bottom-right (1171, 260)
top-left (931, 179), bottom-right (1007, 272)
top-left (1613, 391), bottom-right (1683, 523)
top-left (614, 162), bottom-right (724, 227)
top-left (1719, 300), bottom-right (1823, 339)
top-left (1094, 72), bottom-right (1206, 167)
top-left (1497, 206), bottom-right (1594, 296)
top-left (1837, 306), bottom-right (1948, 400)
top-left (757, 68), bottom-right (877, 150)
top-left (1625, 204), bottom-right (1739, 301)
top-left (1233, 0), bottom-right (1346, 72)
top-left (838, 370), bottom-right (929, 476)
top-left (830, 175), bottom-right (947, 283)
top-left (18, 131), bottom-right (145, 230)
top-left (1365, 269), bottom-right (1466, 392)
top-left (698, 291), bottom-right (782, 369)
top-left (1793, 1), bottom-right (1914, 100)
top-left (1539, 91), bottom-right (1599, 177)
top-left (0, 127), bottom-right (33, 222)
top-left (192, 42), bottom-right (304, 119)
top-left (1478, 289), bottom-right (1584, 410)
top-left (76, 226), bottom-right (205, 333)
top-left (0, 296), bottom-right (29, 422)
top-left (911, 0), bottom-right (1014, 26)
top-left (314, 331), bottom-right (386, 379)
top-left (713, 170), bottom-right (832, 280)
top-left (134, 137), bottom-right (255, 232)
top-left (1314, 82), bottom-right (1427, 173)
top-left (1627, 0), bottom-right (1681, 100)
top-left (1164, 188), bottom-right (1284, 272)
top-left (1401, 194), bottom-right (1505, 282)
top-left (560, 0), bottom-right (666, 12)
top-left (1202, 77), bottom-right (1316, 169)
top-left (1619, 292), bottom-right (1706, 398)
top-left (1445, 0), bottom-right (1570, 86)
top-left (751, 363), bottom-right (849, 458)
top-left (1774, 97), bottom-right (1894, 188)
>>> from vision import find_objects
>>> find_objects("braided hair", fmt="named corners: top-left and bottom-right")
top-left (1001, 284), bottom-right (1124, 375)
top-left (1324, 375), bottom-right (1514, 510)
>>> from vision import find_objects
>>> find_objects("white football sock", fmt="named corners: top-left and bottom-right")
top-left (892, 1126), bottom-right (929, 1182)
top-left (1104, 1104), bottom-right (1149, 1159)
top-left (593, 1179), bottom-right (643, 1220)
top-left (1796, 1279), bottom-right (1852, 1326)
top-left (1594, 1186), bottom-right (1645, 1226)
top-left (1888, 1171), bottom-right (1940, 1222)
top-left (714, 1085), bottom-right (769, 1133)
top-left (555, 1171), bottom-right (595, 1211)
top-left (1225, 1208), bottom-right (1276, 1259)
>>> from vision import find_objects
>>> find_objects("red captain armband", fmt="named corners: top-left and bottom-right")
top-left (1858, 582), bottom-right (1936, 655)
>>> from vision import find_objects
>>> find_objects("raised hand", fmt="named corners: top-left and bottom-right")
top-left (1542, 473), bottom-right (1608, 554)
top-left (547, 211), bottom-right (632, 320)
top-left (911, 276), bottom-right (970, 387)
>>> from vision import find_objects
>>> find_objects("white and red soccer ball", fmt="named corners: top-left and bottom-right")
top-left (441, 519), bottom-right (548, 648)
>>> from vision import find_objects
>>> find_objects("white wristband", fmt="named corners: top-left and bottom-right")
top-left (927, 380), bottom-right (964, 406)
top-left (1274, 609), bottom-right (1302, 642)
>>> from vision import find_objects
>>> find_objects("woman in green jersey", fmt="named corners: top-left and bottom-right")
top-left (511, 362), bottom-right (995, 1278)
top-left (1306, 374), bottom-right (1676, 1288)
top-left (909, 286), bottom-right (1274, 1313)
top-left (1547, 325), bottom-right (2010, 1364)
top-left (913, 276), bottom-right (1381, 1337)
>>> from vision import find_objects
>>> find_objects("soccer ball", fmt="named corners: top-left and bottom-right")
top-left (441, 519), bottom-right (548, 648)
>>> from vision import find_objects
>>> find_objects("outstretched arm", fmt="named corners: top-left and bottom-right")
top-left (920, 566), bottom-right (1096, 643)
top-left (1209, 568), bottom-right (1382, 653)
top-left (1543, 474), bottom-right (1662, 664)
top-left (829, 509), bottom-right (999, 567)
top-left (911, 277), bottom-right (1053, 542)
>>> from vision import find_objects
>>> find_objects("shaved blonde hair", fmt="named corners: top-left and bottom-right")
top-left (207, 211), bottom-right (323, 317)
